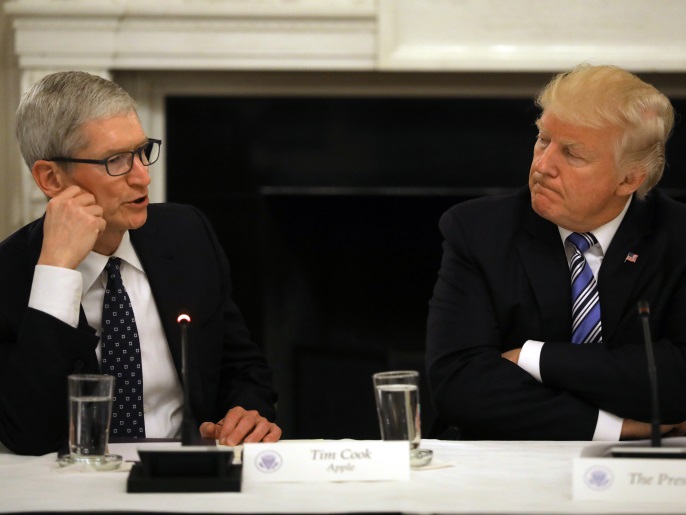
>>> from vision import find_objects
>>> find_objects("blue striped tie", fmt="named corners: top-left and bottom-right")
top-left (567, 232), bottom-right (602, 344)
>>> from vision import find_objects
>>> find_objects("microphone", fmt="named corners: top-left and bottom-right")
top-left (608, 300), bottom-right (686, 458)
top-left (177, 311), bottom-right (195, 446)
top-left (638, 301), bottom-right (661, 448)
top-left (126, 309), bottom-right (242, 492)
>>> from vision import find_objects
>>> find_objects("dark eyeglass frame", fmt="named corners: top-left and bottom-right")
top-left (46, 138), bottom-right (162, 177)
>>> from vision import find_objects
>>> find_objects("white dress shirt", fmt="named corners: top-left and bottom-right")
top-left (28, 232), bottom-right (183, 438)
top-left (518, 197), bottom-right (632, 441)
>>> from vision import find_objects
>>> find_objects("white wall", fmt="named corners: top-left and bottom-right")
top-left (0, 0), bottom-right (21, 240)
top-left (3, 0), bottom-right (686, 239)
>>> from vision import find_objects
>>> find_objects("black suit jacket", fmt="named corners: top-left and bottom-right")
top-left (426, 187), bottom-right (686, 440)
top-left (0, 203), bottom-right (277, 455)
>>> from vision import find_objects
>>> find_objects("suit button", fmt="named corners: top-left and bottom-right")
top-left (74, 360), bottom-right (84, 370)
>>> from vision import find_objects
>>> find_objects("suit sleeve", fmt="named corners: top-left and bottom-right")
top-left (426, 209), bottom-right (600, 440)
top-left (0, 308), bottom-right (99, 455)
top-left (538, 285), bottom-right (686, 424)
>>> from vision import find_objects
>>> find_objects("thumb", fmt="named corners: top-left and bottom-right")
top-left (198, 421), bottom-right (217, 438)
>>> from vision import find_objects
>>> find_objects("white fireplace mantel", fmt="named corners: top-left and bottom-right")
top-left (4, 0), bottom-right (686, 227)
top-left (6, 0), bottom-right (377, 72)
top-left (7, 0), bottom-right (686, 73)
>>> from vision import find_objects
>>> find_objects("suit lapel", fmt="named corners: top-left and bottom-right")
top-left (598, 195), bottom-right (653, 343)
top-left (129, 213), bottom-right (184, 378)
top-left (517, 203), bottom-right (573, 341)
top-left (27, 216), bottom-right (45, 269)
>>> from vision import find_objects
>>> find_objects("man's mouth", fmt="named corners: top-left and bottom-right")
top-left (129, 195), bottom-right (148, 205)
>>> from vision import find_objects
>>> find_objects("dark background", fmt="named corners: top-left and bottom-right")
top-left (166, 96), bottom-right (686, 439)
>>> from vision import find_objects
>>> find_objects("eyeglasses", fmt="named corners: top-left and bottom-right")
top-left (47, 138), bottom-right (162, 177)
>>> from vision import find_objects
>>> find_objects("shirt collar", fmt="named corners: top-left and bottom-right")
top-left (558, 196), bottom-right (632, 254)
top-left (77, 231), bottom-right (144, 292)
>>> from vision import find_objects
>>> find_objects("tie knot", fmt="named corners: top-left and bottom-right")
top-left (105, 257), bottom-right (122, 276)
top-left (567, 232), bottom-right (597, 254)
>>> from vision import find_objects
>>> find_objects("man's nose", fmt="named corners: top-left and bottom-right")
top-left (534, 145), bottom-right (559, 177)
top-left (127, 156), bottom-right (151, 186)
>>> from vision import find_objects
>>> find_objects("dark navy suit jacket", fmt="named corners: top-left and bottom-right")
top-left (0, 203), bottom-right (277, 455)
top-left (427, 187), bottom-right (686, 440)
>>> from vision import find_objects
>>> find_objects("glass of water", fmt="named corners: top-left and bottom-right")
top-left (67, 374), bottom-right (115, 465)
top-left (372, 370), bottom-right (432, 467)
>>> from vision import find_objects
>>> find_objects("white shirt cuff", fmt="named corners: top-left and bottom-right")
top-left (518, 340), bottom-right (544, 382)
top-left (28, 265), bottom-right (82, 328)
top-left (592, 410), bottom-right (623, 441)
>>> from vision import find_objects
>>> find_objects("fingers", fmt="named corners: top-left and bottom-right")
top-left (198, 421), bottom-right (220, 439)
top-left (660, 423), bottom-right (675, 434)
top-left (219, 407), bottom-right (261, 446)
top-left (39, 186), bottom-right (105, 268)
top-left (241, 417), bottom-right (282, 444)
top-left (663, 421), bottom-right (686, 438)
top-left (208, 406), bottom-right (282, 446)
top-left (260, 422), bottom-right (283, 443)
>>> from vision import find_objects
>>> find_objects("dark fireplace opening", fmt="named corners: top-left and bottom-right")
top-left (166, 95), bottom-right (686, 439)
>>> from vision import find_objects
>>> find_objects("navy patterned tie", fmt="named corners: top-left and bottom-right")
top-left (101, 257), bottom-right (146, 438)
top-left (567, 232), bottom-right (602, 344)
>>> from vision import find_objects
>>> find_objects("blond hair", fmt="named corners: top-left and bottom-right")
top-left (536, 64), bottom-right (674, 198)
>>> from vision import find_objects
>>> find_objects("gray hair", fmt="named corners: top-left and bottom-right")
top-left (15, 71), bottom-right (137, 169)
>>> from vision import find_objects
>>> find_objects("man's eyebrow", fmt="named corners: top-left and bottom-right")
top-left (560, 139), bottom-right (582, 147)
top-left (103, 139), bottom-right (149, 157)
top-left (534, 119), bottom-right (550, 133)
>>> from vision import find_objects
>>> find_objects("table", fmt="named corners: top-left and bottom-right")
top-left (1, 439), bottom-right (685, 514)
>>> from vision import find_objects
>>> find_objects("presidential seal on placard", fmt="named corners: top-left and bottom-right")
top-left (255, 450), bottom-right (283, 473)
top-left (584, 465), bottom-right (614, 491)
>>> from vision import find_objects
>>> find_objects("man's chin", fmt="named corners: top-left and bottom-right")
top-left (126, 211), bottom-right (148, 231)
top-left (530, 194), bottom-right (557, 223)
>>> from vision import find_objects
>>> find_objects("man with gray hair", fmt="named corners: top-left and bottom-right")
top-left (427, 64), bottom-right (686, 440)
top-left (0, 71), bottom-right (281, 455)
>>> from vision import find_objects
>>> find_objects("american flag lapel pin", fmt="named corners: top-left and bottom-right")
top-left (625, 252), bottom-right (638, 263)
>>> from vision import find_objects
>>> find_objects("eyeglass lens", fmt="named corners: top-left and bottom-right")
top-left (106, 140), bottom-right (160, 176)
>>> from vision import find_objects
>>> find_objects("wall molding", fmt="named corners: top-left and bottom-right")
top-left (4, 0), bottom-right (686, 227)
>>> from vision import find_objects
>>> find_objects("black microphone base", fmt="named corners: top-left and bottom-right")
top-left (127, 448), bottom-right (241, 493)
top-left (608, 445), bottom-right (686, 459)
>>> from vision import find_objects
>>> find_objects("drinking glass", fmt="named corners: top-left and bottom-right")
top-left (372, 370), bottom-right (432, 467)
top-left (68, 374), bottom-right (114, 464)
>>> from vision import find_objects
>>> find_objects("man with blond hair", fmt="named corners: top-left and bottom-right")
top-left (427, 64), bottom-right (686, 440)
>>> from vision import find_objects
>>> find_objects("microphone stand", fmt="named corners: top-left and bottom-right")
top-left (126, 311), bottom-right (242, 492)
top-left (178, 313), bottom-right (195, 446)
top-left (638, 301), bottom-right (661, 448)
top-left (608, 301), bottom-right (686, 459)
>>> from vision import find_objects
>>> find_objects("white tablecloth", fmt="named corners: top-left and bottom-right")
top-left (1, 439), bottom-right (684, 514)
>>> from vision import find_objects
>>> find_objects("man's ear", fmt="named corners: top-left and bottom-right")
top-left (31, 160), bottom-right (69, 199)
top-left (617, 167), bottom-right (647, 196)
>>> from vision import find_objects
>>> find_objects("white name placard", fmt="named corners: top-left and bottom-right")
top-left (242, 440), bottom-right (410, 482)
top-left (573, 442), bottom-right (686, 502)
